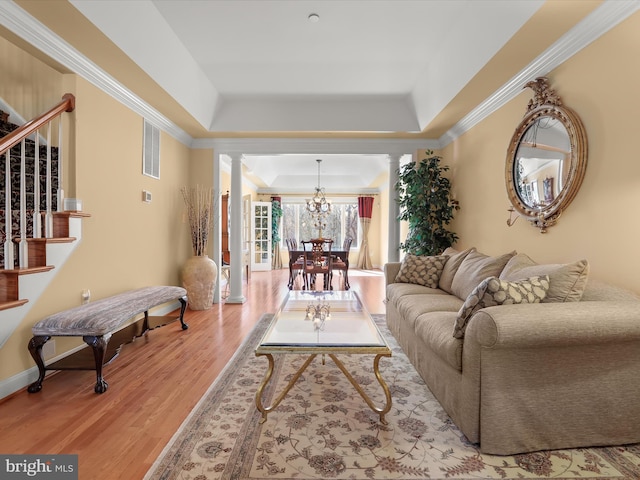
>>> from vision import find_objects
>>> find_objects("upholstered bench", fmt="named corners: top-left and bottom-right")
top-left (27, 286), bottom-right (188, 394)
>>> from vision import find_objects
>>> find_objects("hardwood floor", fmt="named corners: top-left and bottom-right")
top-left (0, 267), bottom-right (386, 480)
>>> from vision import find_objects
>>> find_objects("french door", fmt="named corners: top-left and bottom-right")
top-left (251, 201), bottom-right (272, 271)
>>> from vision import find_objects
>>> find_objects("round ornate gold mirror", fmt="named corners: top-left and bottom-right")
top-left (506, 77), bottom-right (588, 233)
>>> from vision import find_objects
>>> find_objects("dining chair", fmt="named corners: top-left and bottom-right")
top-left (286, 238), bottom-right (304, 289)
top-left (301, 239), bottom-right (333, 290)
top-left (285, 237), bottom-right (298, 250)
top-left (331, 237), bottom-right (352, 290)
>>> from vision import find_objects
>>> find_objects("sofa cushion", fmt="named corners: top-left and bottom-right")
top-left (414, 311), bottom-right (463, 371)
top-left (386, 282), bottom-right (448, 305)
top-left (450, 250), bottom-right (516, 301)
top-left (395, 293), bottom-right (464, 331)
top-left (581, 278), bottom-right (640, 302)
top-left (439, 247), bottom-right (475, 294)
top-left (453, 275), bottom-right (550, 339)
top-left (395, 254), bottom-right (449, 288)
top-left (500, 253), bottom-right (589, 303)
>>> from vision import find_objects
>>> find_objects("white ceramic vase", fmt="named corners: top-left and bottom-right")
top-left (182, 255), bottom-right (218, 310)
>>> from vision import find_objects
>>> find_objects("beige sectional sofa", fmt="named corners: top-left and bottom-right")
top-left (384, 247), bottom-right (640, 455)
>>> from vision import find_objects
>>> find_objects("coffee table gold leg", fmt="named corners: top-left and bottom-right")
top-left (255, 353), bottom-right (317, 423)
top-left (328, 353), bottom-right (392, 424)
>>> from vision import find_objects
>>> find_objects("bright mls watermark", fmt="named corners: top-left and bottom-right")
top-left (1, 455), bottom-right (78, 479)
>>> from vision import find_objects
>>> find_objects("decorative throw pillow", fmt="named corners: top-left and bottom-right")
top-left (450, 250), bottom-right (516, 301)
top-left (439, 247), bottom-right (476, 294)
top-left (395, 254), bottom-right (449, 288)
top-left (499, 254), bottom-right (589, 303)
top-left (453, 275), bottom-right (550, 339)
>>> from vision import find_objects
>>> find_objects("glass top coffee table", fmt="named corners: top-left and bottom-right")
top-left (255, 290), bottom-right (392, 424)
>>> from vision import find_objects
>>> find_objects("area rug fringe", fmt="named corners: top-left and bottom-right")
top-left (145, 314), bottom-right (640, 480)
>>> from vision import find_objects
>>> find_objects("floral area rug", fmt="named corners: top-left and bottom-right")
top-left (145, 314), bottom-right (640, 480)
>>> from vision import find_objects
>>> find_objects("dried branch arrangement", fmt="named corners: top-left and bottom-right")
top-left (181, 185), bottom-right (215, 256)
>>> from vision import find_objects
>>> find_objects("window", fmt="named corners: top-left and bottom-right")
top-left (142, 119), bottom-right (160, 178)
top-left (281, 200), bottom-right (359, 248)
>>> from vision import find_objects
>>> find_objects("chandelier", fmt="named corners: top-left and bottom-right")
top-left (305, 299), bottom-right (331, 331)
top-left (306, 159), bottom-right (331, 237)
top-left (306, 159), bottom-right (331, 215)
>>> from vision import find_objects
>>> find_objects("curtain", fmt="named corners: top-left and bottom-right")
top-left (271, 197), bottom-right (283, 269)
top-left (356, 196), bottom-right (374, 269)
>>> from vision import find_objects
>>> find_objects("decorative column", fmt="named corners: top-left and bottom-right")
top-left (212, 149), bottom-right (222, 304)
top-left (227, 153), bottom-right (246, 304)
top-left (387, 153), bottom-right (401, 263)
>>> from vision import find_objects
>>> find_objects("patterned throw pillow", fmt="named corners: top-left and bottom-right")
top-left (499, 253), bottom-right (589, 303)
top-left (453, 275), bottom-right (550, 339)
top-left (395, 254), bottom-right (449, 288)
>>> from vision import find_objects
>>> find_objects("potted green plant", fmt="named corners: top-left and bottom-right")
top-left (396, 150), bottom-right (459, 256)
top-left (271, 199), bottom-right (283, 252)
top-left (271, 198), bottom-right (283, 269)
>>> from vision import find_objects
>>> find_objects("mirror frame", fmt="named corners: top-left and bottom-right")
top-left (505, 77), bottom-right (588, 233)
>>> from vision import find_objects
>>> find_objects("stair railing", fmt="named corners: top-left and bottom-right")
top-left (0, 94), bottom-right (75, 269)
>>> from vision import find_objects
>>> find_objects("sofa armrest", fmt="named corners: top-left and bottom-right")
top-left (467, 301), bottom-right (640, 349)
top-left (383, 262), bottom-right (401, 287)
top-left (464, 300), bottom-right (640, 455)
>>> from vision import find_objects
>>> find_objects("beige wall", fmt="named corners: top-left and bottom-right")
top-left (4, 8), bottom-right (639, 384)
top-left (443, 11), bottom-right (640, 293)
top-left (0, 61), bottom-right (192, 380)
top-left (0, 36), bottom-right (63, 120)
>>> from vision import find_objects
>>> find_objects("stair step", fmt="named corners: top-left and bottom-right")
top-left (0, 299), bottom-right (28, 311)
top-left (12, 237), bottom-right (77, 243)
top-left (1, 265), bottom-right (55, 275)
top-left (0, 265), bottom-right (54, 304)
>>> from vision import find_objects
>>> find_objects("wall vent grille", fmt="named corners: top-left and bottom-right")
top-left (143, 119), bottom-right (160, 178)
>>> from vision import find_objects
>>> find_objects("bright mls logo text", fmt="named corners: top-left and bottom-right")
top-left (1, 455), bottom-right (78, 479)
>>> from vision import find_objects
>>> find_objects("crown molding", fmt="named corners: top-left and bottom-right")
top-left (0, 1), bottom-right (192, 145)
top-left (2, 0), bottom-right (638, 153)
top-left (439, 0), bottom-right (640, 147)
top-left (196, 137), bottom-right (441, 154)
top-left (257, 187), bottom-right (382, 196)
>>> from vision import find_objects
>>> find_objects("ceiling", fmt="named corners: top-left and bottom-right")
top-left (3, 0), bottom-right (613, 193)
top-left (68, 0), bottom-right (545, 134)
top-left (240, 154), bottom-right (392, 194)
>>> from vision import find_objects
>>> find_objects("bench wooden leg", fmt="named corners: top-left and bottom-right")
top-left (27, 335), bottom-right (51, 393)
top-left (178, 296), bottom-right (188, 330)
top-left (142, 310), bottom-right (150, 333)
top-left (83, 334), bottom-right (111, 394)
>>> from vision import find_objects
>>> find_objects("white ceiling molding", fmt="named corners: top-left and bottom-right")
top-left (411, 0), bottom-right (544, 132)
top-left (69, 0), bottom-right (220, 132)
top-left (196, 137), bottom-right (441, 155)
top-left (258, 186), bottom-right (382, 196)
top-left (0, 0), bottom-right (192, 145)
top-left (438, 0), bottom-right (640, 147)
top-left (218, 154), bottom-right (260, 193)
top-left (210, 95), bottom-right (420, 133)
top-left (2, 0), bottom-right (638, 160)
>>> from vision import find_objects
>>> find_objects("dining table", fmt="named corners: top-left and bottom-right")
top-left (287, 249), bottom-right (350, 290)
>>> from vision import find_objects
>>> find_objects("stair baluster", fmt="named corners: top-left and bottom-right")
top-left (57, 118), bottom-right (64, 212)
top-left (44, 123), bottom-right (53, 238)
top-left (18, 139), bottom-right (28, 268)
top-left (3, 149), bottom-right (13, 269)
top-left (33, 127), bottom-right (41, 239)
top-left (0, 94), bottom-right (79, 313)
